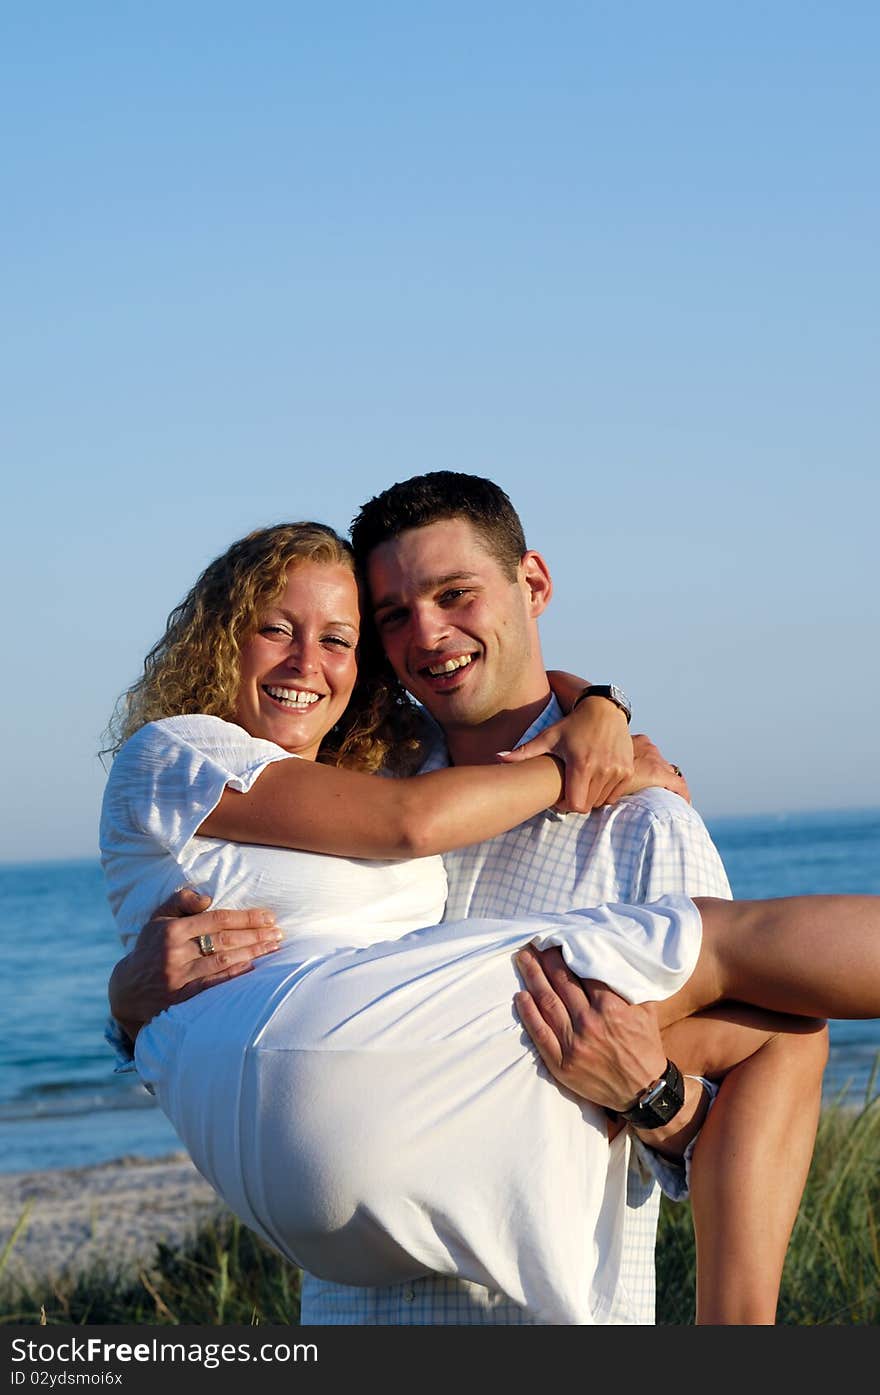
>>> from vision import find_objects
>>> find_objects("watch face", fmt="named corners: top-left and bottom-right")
top-left (623, 1061), bottom-right (685, 1128)
top-left (609, 685), bottom-right (631, 714)
top-left (647, 1087), bottom-right (682, 1126)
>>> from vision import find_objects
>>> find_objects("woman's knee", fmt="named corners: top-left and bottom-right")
top-left (771, 1018), bottom-right (829, 1079)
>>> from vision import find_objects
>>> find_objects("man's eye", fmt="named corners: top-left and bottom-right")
top-left (439, 589), bottom-right (468, 605)
top-left (377, 609), bottom-right (406, 629)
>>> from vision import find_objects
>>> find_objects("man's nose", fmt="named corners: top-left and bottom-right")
top-left (409, 604), bottom-right (451, 651)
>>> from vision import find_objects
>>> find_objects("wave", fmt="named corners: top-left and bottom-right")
top-left (0, 1077), bottom-right (158, 1123)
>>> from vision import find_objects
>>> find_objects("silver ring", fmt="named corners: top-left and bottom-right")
top-left (671, 764), bottom-right (684, 778)
top-left (196, 933), bottom-right (216, 956)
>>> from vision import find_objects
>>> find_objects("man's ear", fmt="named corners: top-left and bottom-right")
top-left (519, 550), bottom-right (553, 617)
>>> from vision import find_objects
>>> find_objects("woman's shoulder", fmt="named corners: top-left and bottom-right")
top-left (106, 715), bottom-right (300, 812)
top-left (145, 713), bottom-right (247, 742)
top-left (116, 714), bottom-right (287, 763)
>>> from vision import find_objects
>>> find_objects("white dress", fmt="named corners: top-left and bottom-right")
top-left (100, 715), bottom-right (703, 1325)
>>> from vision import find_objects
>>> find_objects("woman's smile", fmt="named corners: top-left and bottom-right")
top-left (234, 560), bottom-right (360, 758)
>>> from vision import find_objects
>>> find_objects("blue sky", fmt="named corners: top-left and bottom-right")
top-left (3, 2), bottom-right (878, 862)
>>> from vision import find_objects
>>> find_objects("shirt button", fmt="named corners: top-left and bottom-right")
top-left (403, 1287), bottom-right (415, 1302)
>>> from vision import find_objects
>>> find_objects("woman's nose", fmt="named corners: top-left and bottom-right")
top-left (284, 636), bottom-right (320, 675)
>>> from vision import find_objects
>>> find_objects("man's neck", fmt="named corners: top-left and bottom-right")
top-left (443, 691), bottom-right (553, 767)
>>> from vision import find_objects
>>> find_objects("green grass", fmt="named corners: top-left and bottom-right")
top-left (3, 1096), bottom-right (878, 1327)
top-left (0, 1218), bottom-right (301, 1328)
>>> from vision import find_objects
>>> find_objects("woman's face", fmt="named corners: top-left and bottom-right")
top-left (233, 559), bottom-right (361, 758)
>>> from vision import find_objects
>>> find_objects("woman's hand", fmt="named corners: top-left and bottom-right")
top-left (609, 734), bottom-right (692, 805)
top-left (498, 675), bottom-right (634, 812)
top-left (108, 888), bottom-right (282, 1043)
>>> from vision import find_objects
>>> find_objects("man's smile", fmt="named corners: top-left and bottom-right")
top-left (417, 653), bottom-right (478, 691)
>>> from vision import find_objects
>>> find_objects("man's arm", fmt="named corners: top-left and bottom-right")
top-left (108, 888), bottom-right (282, 1048)
top-left (514, 800), bottom-right (732, 1172)
top-left (513, 947), bottom-right (711, 1154)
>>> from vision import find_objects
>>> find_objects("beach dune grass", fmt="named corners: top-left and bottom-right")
top-left (657, 1090), bottom-right (880, 1325)
top-left (2, 1096), bottom-right (878, 1326)
top-left (0, 1217), bottom-right (301, 1327)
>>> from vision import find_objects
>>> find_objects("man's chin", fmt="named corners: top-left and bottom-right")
top-left (415, 686), bottom-right (493, 729)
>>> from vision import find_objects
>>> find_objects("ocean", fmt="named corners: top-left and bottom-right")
top-left (1, 806), bottom-right (879, 1176)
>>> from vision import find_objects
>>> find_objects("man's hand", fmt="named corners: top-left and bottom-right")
top-left (513, 944), bottom-right (667, 1112)
top-left (108, 888), bottom-right (282, 1044)
top-left (610, 733), bottom-right (692, 805)
top-left (498, 682), bottom-right (634, 812)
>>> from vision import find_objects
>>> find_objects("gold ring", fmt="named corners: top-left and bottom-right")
top-left (197, 933), bottom-right (216, 956)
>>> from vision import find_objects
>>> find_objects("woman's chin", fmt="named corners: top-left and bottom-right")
top-left (246, 713), bottom-right (330, 759)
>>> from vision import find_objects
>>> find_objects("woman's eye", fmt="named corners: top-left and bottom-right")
top-left (323, 636), bottom-right (353, 649)
top-left (260, 624), bottom-right (291, 638)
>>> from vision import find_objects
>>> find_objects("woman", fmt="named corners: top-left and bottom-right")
top-left (100, 522), bottom-right (880, 1325)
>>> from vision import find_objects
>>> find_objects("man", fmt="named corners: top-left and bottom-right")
top-left (109, 471), bottom-right (827, 1324)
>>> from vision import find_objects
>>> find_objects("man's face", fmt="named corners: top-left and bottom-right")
top-left (367, 516), bottom-right (551, 730)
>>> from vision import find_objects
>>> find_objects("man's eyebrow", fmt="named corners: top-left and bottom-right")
top-left (371, 572), bottom-right (481, 610)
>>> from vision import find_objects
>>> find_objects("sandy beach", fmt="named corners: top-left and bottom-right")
top-left (0, 1153), bottom-right (228, 1292)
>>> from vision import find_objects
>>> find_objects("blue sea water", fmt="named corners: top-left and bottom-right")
top-left (1, 807), bottom-right (878, 1176)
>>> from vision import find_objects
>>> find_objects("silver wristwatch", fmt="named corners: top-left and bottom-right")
top-left (572, 683), bottom-right (632, 725)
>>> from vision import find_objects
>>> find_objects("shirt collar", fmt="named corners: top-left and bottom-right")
top-left (517, 697), bottom-right (568, 820)
top-left (417, 695), bottom-right (565, 794)
top-left (516, 695), bottom-right (564, 748)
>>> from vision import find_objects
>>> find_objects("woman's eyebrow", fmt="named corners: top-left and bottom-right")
top-left (269, 608), bottom-right (359, 633)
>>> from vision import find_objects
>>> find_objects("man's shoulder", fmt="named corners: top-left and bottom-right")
top-left (596, 789), bottom-right (714, 838)
top-left (615, 787), bottom-right (704, 820)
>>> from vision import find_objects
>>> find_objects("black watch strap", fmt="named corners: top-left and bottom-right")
top-left (571, 683), bottom-right (632, 724)
top-left (618, 1059), bottom-right (686, 1130)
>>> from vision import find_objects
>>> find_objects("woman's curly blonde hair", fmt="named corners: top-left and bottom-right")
top-left (103, 522), bottom-right (426, 774)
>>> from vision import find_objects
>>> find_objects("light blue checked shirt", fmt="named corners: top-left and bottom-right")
top-left (300, 698), bottom-right (732, 1325)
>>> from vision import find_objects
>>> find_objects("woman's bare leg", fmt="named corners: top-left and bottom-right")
top-left (640, 1007), bottom-right (829, 1324)
top-left (690, 1020), bottom-right (827, 1324)
top-left (657, 895), bottom-right (880, 1028)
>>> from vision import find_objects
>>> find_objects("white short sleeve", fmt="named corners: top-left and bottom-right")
top-left (99, 715), bottom-right (296, 944)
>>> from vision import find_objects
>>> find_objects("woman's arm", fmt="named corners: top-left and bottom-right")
top-left (200, 750), bottom-right (565, 860)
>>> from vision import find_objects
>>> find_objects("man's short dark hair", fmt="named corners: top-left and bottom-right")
top-left (350, 471), bottom-right (527, 581)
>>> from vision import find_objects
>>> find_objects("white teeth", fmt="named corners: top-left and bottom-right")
top-left (264, 686), bottom-right (321, 707)
top-left (427, 655), bottom-right (473, 677)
